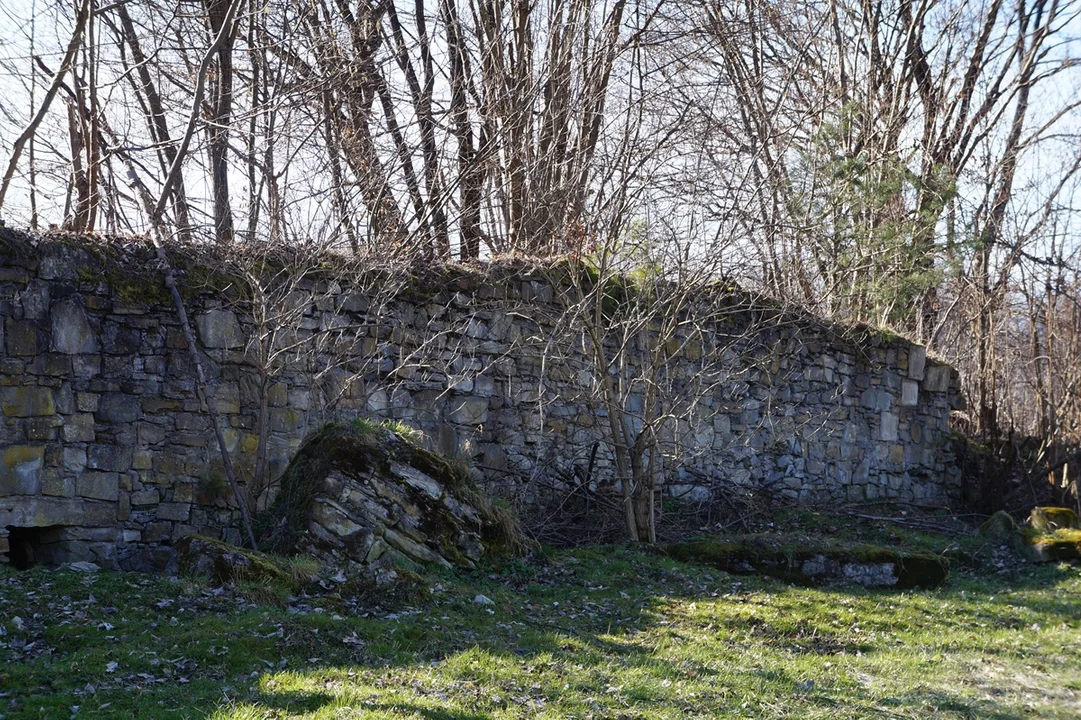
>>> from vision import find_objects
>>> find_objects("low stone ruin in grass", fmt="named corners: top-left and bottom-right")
top-left (980, 506), bottom-right (1081, 563)
top-left (254, 419), bottom-right (525, 572)
top-left (666, 538), bottom-right (950, 589)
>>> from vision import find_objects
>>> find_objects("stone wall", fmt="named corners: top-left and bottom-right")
top-left (0, 230), bottom-right (965, 569)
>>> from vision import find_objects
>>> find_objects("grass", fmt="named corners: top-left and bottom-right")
top-left (1, 523), bottom-right (1080, 718)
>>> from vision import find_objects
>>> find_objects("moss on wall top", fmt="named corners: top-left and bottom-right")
top-left (0, 227), bottom-right (930, 362)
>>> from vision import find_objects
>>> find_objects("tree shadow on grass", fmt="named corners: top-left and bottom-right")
top-left (234, 548), bottom-right (1080, 718)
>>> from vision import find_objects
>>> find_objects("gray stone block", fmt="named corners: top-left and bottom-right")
top-left (97, 393), bottom-right (140, 423)
top-left (900, 380), bottom-right (919, 407)
top-left (42, 474), bottom-right (75, 498)
top-left (63, 447), bottom-right (87, 472)
top-left (88, 445), bottom-right (133, 472)
top-left (924, 365), bottom-right (951, 393)
top-left (130, 490), bottom-right (160, 506)
top-left (196, 309), bottom-right (244, 349)
top-left (51, 299), bottom-right (99, 354)
top-left (2, 386), bottom-right (55, 417)
top-left (0, 445), bottom-right (45, 495)
top-left (860, 387), bottom-right (892, 412)
top-left (77, 472), bottom-right (119, 501)
top-left (908, 346), bottom-right (926, 381)
top-left (62, 413), bottom-right (96, 443)
top-left (155, 503), bottom-right (191, 522)
top-left (5, 318), bottom-right (38, 356)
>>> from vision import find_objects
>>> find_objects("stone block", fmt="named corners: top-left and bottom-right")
top-left (196, 309), bottom-right (244, 348)
top-left (98, 393), bottom-right (140, 423)
top-left (88, 444), bottom-right (132, 472)
top-left (5, 319), bottom-right (38, 356)
top-left (0, 445), bottom-right (45, 494)
top-left (143, 355), bottom-right (166, 375)
top-left (141, 522), bottom-right (172, 543)
top-left (137, 422), bottom-right (167, 445)
top-left (101, 323), bottom-right (142, 355)
top-left (449, 397), bottom-right (489, 425)
top-left (900, 380), bottom-right (919, 407)
top-left (63, 447), bottom-right (87, 472)
top-left (156, 502), bottom-right (191, 522)
top-left (25, 416), bottom-right (60, 441)
top-left (473, 376), bottom-right (496, 397)
top-left (172, 482), bottom-right (195, 503)
top-left (880, 411), bottom-right (899, 442)
top-left (42, 474), bottom-right (75, 497)
top-left (72, 354), bottom-right (101, 378)
top-left (0, 497), bottom-right (92, 527)
top-left (2, 386), bottom-right (55, 417)
top-left (51, 299), bottom-right (99, 354)
top-left (0, 267), bottom-right (28, 284)
top-left (924, 365), bottom-right (951, 393)
top-left (131, 490), bottom-right (160, 506)
top-left (176, 413), bottom-right (209, 431)
top-left (77, 472), bottom-right (119, 501)
top-left (266, 382), bottom-right (288, 407)
top-left (132, 450), bottom-right (153, 470)
top-left (287, 388), bottom-right (310, 412)
top-left (54, 383), bottom-right (75, 414)
top-left (154, 453), bottom-right (187, 477)
top-left (141, 397), bottom-right (183, 413)
top-left (29, 354), bottom-right (71, 376)
top-left (62, 413), bottom-right (96, 442)
top-left (269, 408), bottom-right (302, 432)
top-left (908, 346), bottom-right (926, 381)
top-left (860, 387), bottom-right (892, 412)
top-left (19, 280), bottom-right (50, 319)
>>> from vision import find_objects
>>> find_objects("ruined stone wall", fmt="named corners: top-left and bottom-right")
top-left (0, 231), bottom-right (965, 569)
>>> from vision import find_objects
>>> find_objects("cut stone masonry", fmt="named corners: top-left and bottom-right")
top-left (0, 230), bottom-right (966, 569)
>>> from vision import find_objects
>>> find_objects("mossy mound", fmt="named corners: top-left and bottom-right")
top-left (977, 508), bottom-right (1081, 563)
top-left (177, 535), bottom-right (296, 588)
top-left (666, 538), bottom-right (949, 589)
top-left (1025, 528), bottom-right (1081, 563)
top-left (1029, 507), bottom-right (1080, 534)
top-left (257, 420), bottom-right (527, 571)
top-left (979, 510), bottom-right (1021, 539)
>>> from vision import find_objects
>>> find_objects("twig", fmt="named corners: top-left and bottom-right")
top-left (0, 0), bottom-right (91, 212)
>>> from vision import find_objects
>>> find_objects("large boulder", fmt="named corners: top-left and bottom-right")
top-left (257, 420), bottom-right (521, 571)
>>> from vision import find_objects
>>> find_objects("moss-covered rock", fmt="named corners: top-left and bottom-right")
top-left (177, 535), bottom-right (295, 588)
top-left (1029, 507), bottom-right (1080, 534)
top-left (979, 510), bottom-right (1021, 539)
top-left (1023, 528), bottom-right (1081, 563)
top-left (257, 420), bottom-right (528, 571)
top-left (666, 538), bottom-right (949, 589)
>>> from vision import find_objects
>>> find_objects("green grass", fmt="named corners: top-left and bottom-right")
top-left (1, 535), bottom-right (1079, 718)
